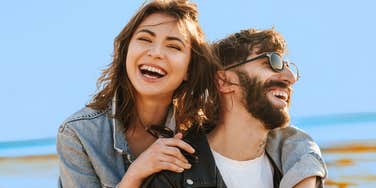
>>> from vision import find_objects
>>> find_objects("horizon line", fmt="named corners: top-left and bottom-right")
top-left (1, 112), bottom-right (375, 149)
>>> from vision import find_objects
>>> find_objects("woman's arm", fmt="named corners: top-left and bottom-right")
top-left (117, 133), bottom-right (194, 188)
top-left (58, 122), bottom-right (193, 188)
top-left (57, 125), bottom-right (101, 188)
top-left (267, 126), bottom-right (327, 188)
top-left (294, 176), bottom-right (317, 188)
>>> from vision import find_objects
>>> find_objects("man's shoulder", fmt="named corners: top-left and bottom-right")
top-left (266, 125), bottom-right (320, 160)
top-left (267, 126), bottom-right (313, 143)
top-left (266, 126), bottom-right (327, 187)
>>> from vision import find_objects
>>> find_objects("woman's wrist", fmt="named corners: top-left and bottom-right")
top-left (118, 168), bottom-right (144, 188)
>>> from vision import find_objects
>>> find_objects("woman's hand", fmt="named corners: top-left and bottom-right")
top-left (118, 133), bottom-right (194, 188)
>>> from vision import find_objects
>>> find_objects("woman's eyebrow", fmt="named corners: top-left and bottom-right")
top-left (166, 36), bottom-right (186, 47)
top-left (136, 28), bottom-right (186, 47)
top-left (135, 29), bottom-right (155, 36)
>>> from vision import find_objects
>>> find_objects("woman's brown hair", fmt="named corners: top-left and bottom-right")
top-left (87, 0), bottom-right (221, 131)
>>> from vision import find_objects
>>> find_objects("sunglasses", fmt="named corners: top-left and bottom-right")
top-left (147, 125), bottom-right (199, 163)
top-left (224, 52), bottom-right (300, 80)
top-left (147, 125), bottom-right (175, 138)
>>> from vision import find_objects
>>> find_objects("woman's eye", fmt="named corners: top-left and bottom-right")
top-left (167, 45), bottom-right (182, 51)
top-left (138, 37), bottom-right (152, 42)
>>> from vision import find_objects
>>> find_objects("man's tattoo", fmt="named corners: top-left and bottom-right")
top-left (256, 138), bottom-right (267, 157)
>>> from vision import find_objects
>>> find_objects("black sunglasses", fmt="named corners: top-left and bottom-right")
top-left (147, 125), bottom-right (199, 163)
top-left (146, 125), bottom-right (175, 138)
top-left (224, 52), bottom-right (300, 80)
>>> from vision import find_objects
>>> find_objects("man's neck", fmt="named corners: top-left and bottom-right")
top-left (208, 104), bottom-right (269, 161)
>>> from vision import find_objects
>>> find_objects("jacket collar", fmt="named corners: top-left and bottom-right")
top-left (182, 126), bottom-right (282, 188)
top-left (265, 131), bottom-right (284, 175)
top-left (182, 126), bottom-right (218, 187)
top-left (111, 96), bottom-right (176, 158)
top-left (111, 95), bottom-right (129, 157)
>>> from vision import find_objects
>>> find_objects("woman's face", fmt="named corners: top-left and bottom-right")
top-left (126, 13), bottom-right (191, 99)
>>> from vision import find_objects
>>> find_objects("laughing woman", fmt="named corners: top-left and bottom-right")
top-left (56, 1), bottom-right (220, 187)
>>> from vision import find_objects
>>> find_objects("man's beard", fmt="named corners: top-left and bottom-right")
top-left (235, 71), bottom-right (291, 130)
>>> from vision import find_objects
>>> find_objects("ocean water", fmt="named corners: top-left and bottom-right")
top-left (1, 113), bottom-right (375, 187)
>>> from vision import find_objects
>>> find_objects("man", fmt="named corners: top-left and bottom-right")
top-left (142, 28), bottom-right (327, 188)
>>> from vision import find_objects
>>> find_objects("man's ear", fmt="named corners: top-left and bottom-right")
top-left (216, 71), bottom-right (226, 87)
top-left (216, 71), bottom-right (238, 93)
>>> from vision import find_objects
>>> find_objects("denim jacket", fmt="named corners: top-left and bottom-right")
top-left (57, 106), bottom-right (327, 188)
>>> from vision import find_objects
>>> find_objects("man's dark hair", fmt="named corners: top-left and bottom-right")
top-left (212, 28), bottom-right (287, 68)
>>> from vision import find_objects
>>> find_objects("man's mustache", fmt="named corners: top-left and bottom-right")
top-left (264, 80), bottom-right (292, 94)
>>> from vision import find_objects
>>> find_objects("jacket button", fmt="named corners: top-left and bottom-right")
top-left (186, 179), bottom-right (194, 185)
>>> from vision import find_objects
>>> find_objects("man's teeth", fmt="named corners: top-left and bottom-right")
top-left (140, 65), bottom-right (166, 76)
top-left (271, 90), bottom-right (288, 101)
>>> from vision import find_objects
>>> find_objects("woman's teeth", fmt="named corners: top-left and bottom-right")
top-left (139, 65), bottom-right (166, 78)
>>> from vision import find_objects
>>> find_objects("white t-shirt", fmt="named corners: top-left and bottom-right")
top-left (211, 148), bottom-right (274, 188)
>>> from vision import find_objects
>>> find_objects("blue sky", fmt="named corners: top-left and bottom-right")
top-left (1, 0), bottom-right (375, 142)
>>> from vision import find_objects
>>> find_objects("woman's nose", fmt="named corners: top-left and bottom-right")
top-left (147, 44), bottom-right (163, 59)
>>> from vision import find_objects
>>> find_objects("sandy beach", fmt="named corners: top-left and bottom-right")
top-left (322, 141), bottom-right (376, 188)
top-left (0, 154), bottom-right (58, 188)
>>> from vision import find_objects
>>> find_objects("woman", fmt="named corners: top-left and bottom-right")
top-left (57, 0), bottom-right (220, 187)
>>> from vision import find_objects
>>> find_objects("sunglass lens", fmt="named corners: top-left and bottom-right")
top-left (286, 62), bottom-right (300, 80)
top-left (148, 126), bottom-right (174, 138)
top-left (270, 53), bottom-right (283, 71)
top-left (160, 127), bottom-right (174, 138)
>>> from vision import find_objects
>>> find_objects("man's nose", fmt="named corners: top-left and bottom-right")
top-left (279, 67), bottom-right (297, 85)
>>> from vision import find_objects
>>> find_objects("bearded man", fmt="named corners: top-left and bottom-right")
top-left (142, 28), bottom-right (327, 188)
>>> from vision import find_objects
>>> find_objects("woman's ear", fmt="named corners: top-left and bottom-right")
top-left (216, 71), bottom-right (238, 93)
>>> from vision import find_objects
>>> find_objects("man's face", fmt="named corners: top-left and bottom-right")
top-left (235, 70), bottom-right (290, 129)
top-left (234, 52), bottom-right (297, 129)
